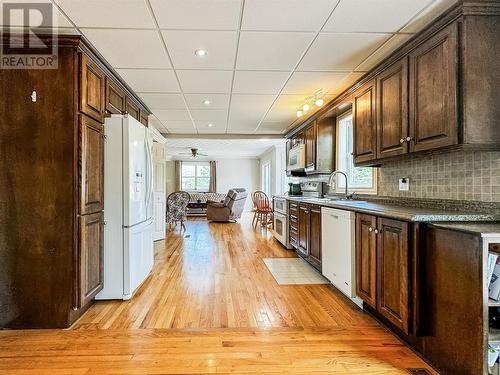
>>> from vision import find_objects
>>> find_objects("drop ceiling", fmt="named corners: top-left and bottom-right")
top-left (3, 0), bottom-right (457, 134)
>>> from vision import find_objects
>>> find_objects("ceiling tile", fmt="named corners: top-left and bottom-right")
top-left (116, 69), bottom-right (180, 93)
top-left (177, 70), bottom-right (233, 93)
top-left (355, 33), bottom-right (412, 71)
top-left (328, 72), bottom-right (365, 95)
top-left (160, 120), bottom-right (195, 129)
top-left (226, 128), bottom-right (258, 134)
top-left (82, 29), bottom-right (171, 68)
top-left (229, 94), bottom-right (275, 117)
top-left (139, 93), bottom-right (186, 109)
top-left (265, 94), bottom-right (304, 122)
top-left (162, 30), bottom-right (237, 69)
top-left (55, 0), bottom-right (154, 28)
top-left (401, 0), bottom-right (458, 33)
top-left (189, 109), bottom-right (228, 121)
top-left (1, 0), bottom-right (73, 27)
top-left (194, 120), bottom-right (227, 129)
top-left (184, 94), bottom-right (230, 109)
top-left (298, 32), bottom-right (390, 71)
top-left (242, 0), bottom-right (337, 31)
top-left (232, 71), bottom-right (289, 94)
top-left (236, 31), bottom-right (314, 70)
top-left (323, 0), bottom-right (432, 33)
top-left (154, 109), bottom-right (192, 121)
top-left (282, 71), bottom-right (350, 95)
top-left (166, 127), bottom-right (197, 134)
top-left (150, 0), bottom-right (242, 30)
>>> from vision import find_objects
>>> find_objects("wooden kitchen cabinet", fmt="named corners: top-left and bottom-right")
top-left (409, 22), bottom-right (458, 152)
top-left (376, 218), bottom-right (409, 333)
top-left (125, 97), bottom-right (141, 121)
top-left (315, 115), bottom-right (335, 174)
top-left (139, 110), bottom-right (149, 127)
top-left (356, 214), bottom-right (410, 334)
top-left (292, 202), bottom-right (322, 271)
top-left (304, 123), bottom-right (316, 170)
top-left (297, 203), bottom-right (310, 258)
top-left (80, 53), bottom-right (105, 123)
top-left (79, 115), bottom-right (104, 215)
top-left (353, 80), bottom-right (376, 164)
top-left (0, 34), bottom-right (150, 328)
top-left (309, 205), bottom-right (322, 271)
top-left (78, 211), bottom-right (104, 308)
top-left (376, 58), bottom-right (409, 159)
top-left (105, 77), bottom-right (125, 115)
top-left (355, 214), bottom-right (377, 308)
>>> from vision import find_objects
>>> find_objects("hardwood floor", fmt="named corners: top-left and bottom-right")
top-left (0, 215), bottom-right (435, 374)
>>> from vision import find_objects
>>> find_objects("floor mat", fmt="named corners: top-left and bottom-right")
top-left (263, 257), bottom-right (330, 285)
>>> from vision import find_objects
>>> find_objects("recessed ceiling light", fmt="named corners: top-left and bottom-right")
top-left (207, 123), bottom-right (213, 127)
top-left (203, 99), bottom-right (211, 105)
top-left (194, 49), bottom-right (207, 57)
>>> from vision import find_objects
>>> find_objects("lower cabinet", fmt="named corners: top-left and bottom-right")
top-left (78, 211), bottom-right (104, 308)
top-left (295, 203), bottom-right (322, 271)
top-left (355, 213), bottom-right (410, 334)
top-left (297, 204), bottom-right (310, 258)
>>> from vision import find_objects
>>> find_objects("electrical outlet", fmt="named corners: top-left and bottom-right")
top-left (399, 177), bottom-right (410, 191)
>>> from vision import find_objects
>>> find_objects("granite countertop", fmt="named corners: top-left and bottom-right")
top-left (277, 195), bottom-right (500, 223)
top-left (428, 222), bottom-right (500, 236)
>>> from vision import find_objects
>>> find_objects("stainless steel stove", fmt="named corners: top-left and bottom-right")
top-left (300, 181), bottom-right (326, 198)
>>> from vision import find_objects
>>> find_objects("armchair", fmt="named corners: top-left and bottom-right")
top-left (206, 188), bottom-right (247, 222)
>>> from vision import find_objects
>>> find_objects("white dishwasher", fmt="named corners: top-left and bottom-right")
top-left (321, 207), bottom-right (362, 307)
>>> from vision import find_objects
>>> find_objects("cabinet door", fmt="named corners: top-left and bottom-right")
top-left (316, 115), bottom-right (335, 173)
top-left (78, 212), bottom-right (104, 308)
top-left (297, 204), bottom-right (310, 258)
top-left (80, 53), bottom-right (105, 122)
top-left (376, 218), bottom-right (410, 333)
top-left (285, 140), bottom-right (291, 172)
top-left (309, 205), bottom-right (322, 271)
top-left (139, 110), bottom-right (149, 127)
top-left (79, 115), bottom-right (104, 215)
top-left (105, 77), bottom-right (125, 115)
top-left (355, 213), bottom-right (377, 308)
top-left (376, 58), bottom-right (409, 159)
top-left (305, 123), bottom-right (316, 170)
top-left (409, 22), bottom-right (458, 152)
top-left (125, 97), bottom-right (140, 121)
top-left (353, 80), bottom-right (376, 164)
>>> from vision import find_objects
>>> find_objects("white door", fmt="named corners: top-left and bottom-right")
top-left (152, 142), bottom-right (166, 241)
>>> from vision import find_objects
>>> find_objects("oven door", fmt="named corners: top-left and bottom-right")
top-left (273, 198), bottom-right (287, 215)
top-left (273, 212), bottom-right (291, 248)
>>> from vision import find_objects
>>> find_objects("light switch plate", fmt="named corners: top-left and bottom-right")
top-left (399, 178), bottom-right (410, 191)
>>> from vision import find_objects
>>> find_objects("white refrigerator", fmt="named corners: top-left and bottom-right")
top-left (96, 114), bottom-right (154, 300)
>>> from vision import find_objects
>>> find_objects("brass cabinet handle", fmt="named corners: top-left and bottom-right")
top-left (400, 138), bottom-right (405, 144)
top-left (368, 227), bottom-right (373, 232)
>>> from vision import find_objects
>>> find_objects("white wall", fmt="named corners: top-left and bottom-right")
top-left (216, 158), bottom-right (259, 211)
top-left (259, 145), bottom-right (287, 197)
top-left (165, 161), bottom-right (176, 198)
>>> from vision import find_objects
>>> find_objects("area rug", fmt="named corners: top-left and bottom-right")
top-left (263, 258), bottom-right (330, 285)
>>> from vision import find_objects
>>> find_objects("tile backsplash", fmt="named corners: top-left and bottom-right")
top-left (377, 151), bottom-right (500, 202)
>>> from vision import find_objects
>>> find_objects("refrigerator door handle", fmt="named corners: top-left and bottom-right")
top-left (145, 137), bottom-right (153, 210)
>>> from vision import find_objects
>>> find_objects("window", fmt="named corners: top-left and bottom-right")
top-left (336, 112), bottom-right (377, 193)
top-left (261, 161), bottom-right (271, 197)
top-left (181, 162), bottom-right (210, 192)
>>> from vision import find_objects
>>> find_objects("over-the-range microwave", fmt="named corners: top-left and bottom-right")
top-left (288, 144), bottom-right (306, 171)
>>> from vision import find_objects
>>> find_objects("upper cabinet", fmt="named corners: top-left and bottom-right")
top-left (286, 4), bottom-right (500, 167)
top-left (287, 115), bottom-right (335, 175)
top-left (105, 77), bottom-right (125, 115)
top-left (353, 80), bottom-right (376, 164)
top-left (376, 58), bottom-right (409, 159)
top-left (125, 97), bottom-right (140, 122)
top-left (409, 23), bottom-right (458, 153)
top-left (80, 53), bottom-right (105, 123)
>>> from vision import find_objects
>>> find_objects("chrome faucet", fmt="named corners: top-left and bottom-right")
top-left (327, 170), bottom-right (350, 197)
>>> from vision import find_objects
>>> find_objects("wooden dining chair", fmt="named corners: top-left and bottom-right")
top-left (252, 191), bottom-right (273, 228)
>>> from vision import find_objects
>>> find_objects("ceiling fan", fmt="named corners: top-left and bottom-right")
top-left (179, 148), bottom-right (208, 159)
